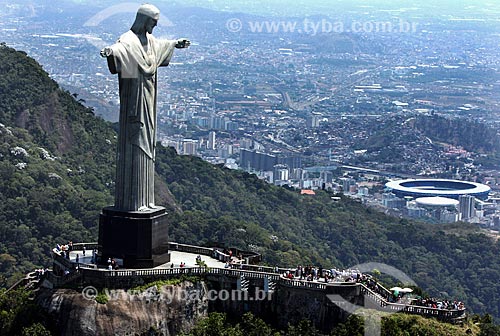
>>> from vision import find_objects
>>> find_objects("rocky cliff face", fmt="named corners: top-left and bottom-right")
top-left (36, 281), bottom-right (209, 335)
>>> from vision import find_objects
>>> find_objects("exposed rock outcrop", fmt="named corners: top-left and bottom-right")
top-left (36, 281), bottom-right (209, 335)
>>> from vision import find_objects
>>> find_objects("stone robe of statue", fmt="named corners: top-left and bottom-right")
top-left (101, 4), bottom-right (189, 211)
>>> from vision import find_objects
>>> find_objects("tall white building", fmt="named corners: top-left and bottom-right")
top-left (182, 140), bottom-right (198, 156)
top-left (274, 164), bottom-right (289, 182)
top-left (459, 195), bottom-right (475, 221)
top-left (208, 131), bottom-right (216, 150)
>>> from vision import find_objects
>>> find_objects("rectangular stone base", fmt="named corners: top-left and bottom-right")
top-left (98, 206), bottom-right (170, 268)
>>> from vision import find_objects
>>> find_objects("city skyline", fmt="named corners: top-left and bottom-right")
top-left (1, 0), bottom-right (499, 227)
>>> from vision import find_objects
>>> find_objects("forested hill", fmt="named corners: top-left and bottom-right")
top-left (0, 44), bottom-right (178, 285)
top-left (414, 115), bottom-right (500, 155)
top-left (353, 114), bottom-right (500, 169)
top-left (159, 146), bottom-right (500, 319)
top-left (0, 44), bottom-right (115, 284)
top-left (1, 44), bottom-right (500, 323)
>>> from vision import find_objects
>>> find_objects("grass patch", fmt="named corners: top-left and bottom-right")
top-left (131, 275), bottom-right (202, 292)
top-left (196, 260), bottom-right (208, 270)
top-left (95, 291), bottom-right (109, 304)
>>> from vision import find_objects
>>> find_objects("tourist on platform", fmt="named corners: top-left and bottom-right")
top-left (91, 249), bottom-right (97, 264)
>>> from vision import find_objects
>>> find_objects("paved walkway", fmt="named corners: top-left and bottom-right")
top-left (156, 251), bottom-right (227, 269)
top-left (69, 250), bottom-right (94, 264)
top-left (67, 249), bottom-right (226, 269)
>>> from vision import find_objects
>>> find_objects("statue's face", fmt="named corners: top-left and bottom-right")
top-left (145, 17), bottom-right (158, 34)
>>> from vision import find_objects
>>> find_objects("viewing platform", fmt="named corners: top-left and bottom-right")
top-left (38, 241), bottom-right (468, 328)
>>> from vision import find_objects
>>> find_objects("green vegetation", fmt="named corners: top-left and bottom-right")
top-left (95, 290), bottom-right (109, 304)
top-left (368, 312), bottom-right (478, 336)
top-left (94, 276), bottom-right (202, 303)
top-left (414, 115), bottom-right (500, 156)
top-left (131, 275), bottom-right (202, 292)
top-left (0, 44), bottom-right (115, 287)
top-left (353, 115), bottom-right (500, 173)
top-left (158, 144), bottom-right (500, 319)
top-left (2, 44), bottom-right (500, 332)
top-left (182, 312), bottom-right (280, 336)
top-left (353, 114), bottom-right (500, 170)
top-left (181, 311), bottom-right (482, 336)
top-left (0, 45), bottom-right (181, 289)
top-left (0, 288), bottom-right (55, 335)
top-left (196, 259), bottom-right (209, 270)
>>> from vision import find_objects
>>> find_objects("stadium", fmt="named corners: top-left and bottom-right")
top-left (385, 179), bottom-right (491, 201)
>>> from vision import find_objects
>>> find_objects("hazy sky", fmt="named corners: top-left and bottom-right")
top-left (5, 0), bottom-right (500, 21)
top-left (38, 0), bottom-right (500, 15)
top-left (166, 0), bottom-right (500, 17)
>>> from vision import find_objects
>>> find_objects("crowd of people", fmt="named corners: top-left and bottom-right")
top-left (278, 265), bottom-right (466, 311)
top-left (411, 297), bottom-right (465, 310)
top-left (281, 265), bottom-right (365, 284)
top-left (377, 286), bottom-right (466, 311)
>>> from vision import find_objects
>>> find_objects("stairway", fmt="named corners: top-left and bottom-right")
top-left (267, 279), bottom-right (276, 293)
top-left (238, 276), bottom-right (250, 291)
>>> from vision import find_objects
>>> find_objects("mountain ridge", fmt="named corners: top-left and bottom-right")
top-left (1, 44), bottom-right (500, 323)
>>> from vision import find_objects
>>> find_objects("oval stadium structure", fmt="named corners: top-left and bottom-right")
top-left (385, 179), bottom-right (490, 201)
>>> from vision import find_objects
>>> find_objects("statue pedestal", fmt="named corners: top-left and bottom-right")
top-left (98, 206), bottom-right (170, 268)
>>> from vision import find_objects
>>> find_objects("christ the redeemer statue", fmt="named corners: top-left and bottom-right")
top-left (101, 4), bottom-right (190, 211)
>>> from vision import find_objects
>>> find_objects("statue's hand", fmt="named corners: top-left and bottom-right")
top-left (175, 38), bottom-right (190, 49)
top-left (100, 47), bottom-right (112, 57)
top-left (128, 118), bottom-right (142, 135)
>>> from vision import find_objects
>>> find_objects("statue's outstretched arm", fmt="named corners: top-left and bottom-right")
top-left (175, 38), bottom-right (191, 49)
top-left (100, 47), bottom-right (118, 74)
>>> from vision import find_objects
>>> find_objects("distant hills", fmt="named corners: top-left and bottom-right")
top-left (358, 114), bottom-right (500, 156)
top-left (1, 44), bottom-right (500, 323)
top-left (415, 115), bottom-right (500, 156)
top-left (353, 114), bottom-right (500, 171)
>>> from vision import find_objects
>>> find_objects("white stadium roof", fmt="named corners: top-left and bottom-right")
top-left (415, 196), bottom-right (459, 207)
top-left (385, 179), bottom-right (490, 199)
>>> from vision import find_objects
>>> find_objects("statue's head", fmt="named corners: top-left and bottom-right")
top-left (131, 4), bottom-right (160, 34)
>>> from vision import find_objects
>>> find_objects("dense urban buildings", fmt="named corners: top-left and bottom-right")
top-left (1, 1), bottom-right (500, 228)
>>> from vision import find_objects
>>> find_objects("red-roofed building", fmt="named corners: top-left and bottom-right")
top-left (301, 190), bottom-right (316, 195)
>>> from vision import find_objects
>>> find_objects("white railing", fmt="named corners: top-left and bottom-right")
top-left (47, 244), bottom-right (467, 322)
